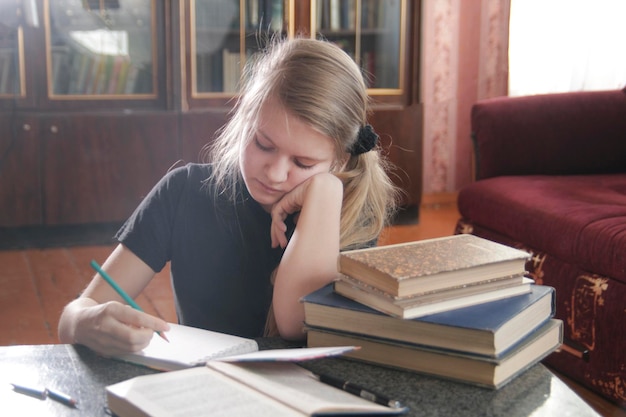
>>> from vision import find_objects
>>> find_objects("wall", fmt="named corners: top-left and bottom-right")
top-left (421, 0), bottom-right (510, 194)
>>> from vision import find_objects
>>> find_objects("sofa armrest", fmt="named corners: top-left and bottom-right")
top-left (471, 88), bottom-right (626, 180)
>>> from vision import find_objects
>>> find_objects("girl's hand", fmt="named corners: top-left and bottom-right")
top-left (66, 297), bottom-right (170, 356)
top-left (58, 245), bottom-right (168, 355)
top-left (270, 179), bottom-right (309, 249)
top-left (271, 172), bottom-right (343, 338)
top-left (270, 173), bottom-right (341, 249)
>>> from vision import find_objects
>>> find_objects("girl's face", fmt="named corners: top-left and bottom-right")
top-left (240, 98), bottom-right (337, 212)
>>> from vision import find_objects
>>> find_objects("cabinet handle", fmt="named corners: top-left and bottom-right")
top-left (50, 125), bottom-right (58, 133)
top-left (23, 124), bottom-right (31, 131)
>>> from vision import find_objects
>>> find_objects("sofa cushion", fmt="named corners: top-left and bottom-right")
top-left (457, 174), bottom-right (626, 283)
top-left (471, 89), bottom-right (626, 179)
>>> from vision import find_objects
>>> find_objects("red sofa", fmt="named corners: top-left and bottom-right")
top-left (455, 87), bottom-right (626, 407)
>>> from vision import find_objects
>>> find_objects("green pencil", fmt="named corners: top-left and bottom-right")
top-left (90, 260), bottom-right (169, 342)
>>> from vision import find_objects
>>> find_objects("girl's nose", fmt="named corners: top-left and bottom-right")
top-left (266, 157), bottom-right (289, 184)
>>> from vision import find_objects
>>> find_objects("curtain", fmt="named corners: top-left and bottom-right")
top-left (508, 0), bottom-right (626, 96)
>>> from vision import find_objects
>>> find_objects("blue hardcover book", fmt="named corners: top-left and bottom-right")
top-left (301, 284), bottom-right (555, 358)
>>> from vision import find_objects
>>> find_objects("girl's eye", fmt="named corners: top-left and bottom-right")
top-left (295, 159), bottom-right (315, 170)
top-left (254, 137), bottom-right (273, 152)
top-left (254, 135), bottom-right (315, 169)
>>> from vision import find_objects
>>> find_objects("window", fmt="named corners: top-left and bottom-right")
top-left (508, 0), bottom-right (626, 96)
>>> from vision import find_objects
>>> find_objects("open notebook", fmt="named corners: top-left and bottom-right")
top-left (113, 323), bottom-right (260, 371)
top-left (113, 323), bottom-right (357, 372)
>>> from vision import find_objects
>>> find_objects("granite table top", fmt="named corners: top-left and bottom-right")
top-left (0, 340), bottom-right (599, 416)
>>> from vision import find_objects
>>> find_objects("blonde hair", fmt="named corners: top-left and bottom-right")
top-left (206, 37), bottom-right (399, 249)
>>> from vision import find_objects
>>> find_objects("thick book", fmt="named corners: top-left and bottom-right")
top-left (302, 284), bottom-right (555, 357)
top-left (306, 319), bottom-right (563, 390)
top-left (106, 360), bottom-right (407, 416)
top-left (334, 274), bottom-right (533, 318)
top-left (113, 323), bottom-right (259, 371)
top-left (339, 234), bottom-right (530, 297)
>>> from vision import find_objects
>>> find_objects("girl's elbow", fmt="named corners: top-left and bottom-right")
top-left (278, 325), bottom-right (307, 341)
top-left (275, 315), bottom-right (307, 341)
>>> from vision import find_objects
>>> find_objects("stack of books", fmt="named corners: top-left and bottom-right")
top-left (303, 234), bottom-right (563, 389)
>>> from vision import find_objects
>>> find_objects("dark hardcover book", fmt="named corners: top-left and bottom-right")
top-left (302, 284), bottom-right (555, 358)
top-left (339, 234), bottom-right (530, 297)
top-left (306, 319), bottom-right (563, 390)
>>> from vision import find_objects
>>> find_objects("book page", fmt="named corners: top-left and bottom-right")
top-left (108, 367), bottom-right (304, 417)
top-left (218, 346), bottom-right (357, 362)
top-left (208, 361), bottom-right (397, 415)
top-left (115, 323), bottom-right (258, 369)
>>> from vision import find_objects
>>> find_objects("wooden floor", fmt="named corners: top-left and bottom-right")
top-left (1, 194), bottom-right (623, 417)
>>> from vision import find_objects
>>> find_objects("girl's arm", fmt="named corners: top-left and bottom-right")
top-left (58, 244), bottom-right (170, 355)
top-left (270, 172), bottom-right (343, 339)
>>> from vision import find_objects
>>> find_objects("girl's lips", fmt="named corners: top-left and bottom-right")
top-left (257, 179), bottom-right (282, 194)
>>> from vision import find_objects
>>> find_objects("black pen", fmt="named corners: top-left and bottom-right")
top-left (315, 373), bottom-right (405, 409)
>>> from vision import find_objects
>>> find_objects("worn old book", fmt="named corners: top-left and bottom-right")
top-left (339, 234), bottom-right (530, 297)
top-left (106, 360), bottom-right (407, 417)
top-left (306, 319), bottom-right (563, 389)
top-left (113, 323), bottom-right (259, 371)
top-left (302, 284), bottom-right (555, 357)
top-left (334, 274), bottom-right (532, 318)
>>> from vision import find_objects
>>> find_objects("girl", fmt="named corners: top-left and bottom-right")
top-left (58, 37), bottom-right (399, 355)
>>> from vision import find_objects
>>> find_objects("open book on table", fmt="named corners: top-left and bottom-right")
top-left (106, 360), bottom-right (408, 417)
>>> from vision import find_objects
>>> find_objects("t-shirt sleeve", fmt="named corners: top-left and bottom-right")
top-left (115, 165), bottom-right (192, 273)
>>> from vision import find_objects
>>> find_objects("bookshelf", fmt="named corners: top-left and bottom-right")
top-left (47, 1), bottom-right (156, 98)
top-left (186, 0), bottom-right (412, 105)
top-left (314, 0), bottom-right (404, 92)
top-left (0, 0), bottom-right (421, 227)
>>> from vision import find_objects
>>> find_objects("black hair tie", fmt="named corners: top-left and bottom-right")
top-left (349, 124), bottom-right (379, 156)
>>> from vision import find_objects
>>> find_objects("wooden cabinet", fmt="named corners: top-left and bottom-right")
top-left (0, 113), bottom-right (42, 226)
top-left (0, 0), bottom-right (421, 227)
top-left (1, 1), bottom-right (172, 227)
top-left (40, 112), bottom-right (180, 225)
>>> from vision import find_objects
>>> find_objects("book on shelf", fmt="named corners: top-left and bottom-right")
top-left (106, 55), bottom-right (128, 94)
top-left (306, 318), bottom-right (563, 390)
top-left (123, 64), bottom-right (141, 94)
top-left (334, 274), bottom-right (533, 319)
top-left (0, 48), bottom-right (14, 94)
top-left (302, 284), bottom-right (555, 358)
top-left (317, 0), bottom-right (356, 30)
top-left (113, 323), bottom-right (259, 371)
top-left (79, 54), bottom-right (97, 94)
top-left (106, 354), bottom-right (407, 417)
top-left (339, 234), bottom-right (530, 298)
top-left (361, 0), bottom-right (380, 28)
top-left (222, 49), bottom-right (241, 93)
top-left (330, 0), bottom-right (340, 30)
top-left (244, 0), bottom-right (283, 31)
top-left (115, 57), bottom-right (131, 94)
top-left (53, 34), bottom-right (139, 96)
top-left (247, 0), bottom-right (259, 28)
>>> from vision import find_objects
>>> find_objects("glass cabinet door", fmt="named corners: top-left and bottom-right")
top-left (46, 0), bottom-right (156, 98)
top-left (313, 0), bottom-right (405, 94)
top-left (192, 0), bottom-right (285, 96)
top-left (0, 26), bottom-right (24, 97)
